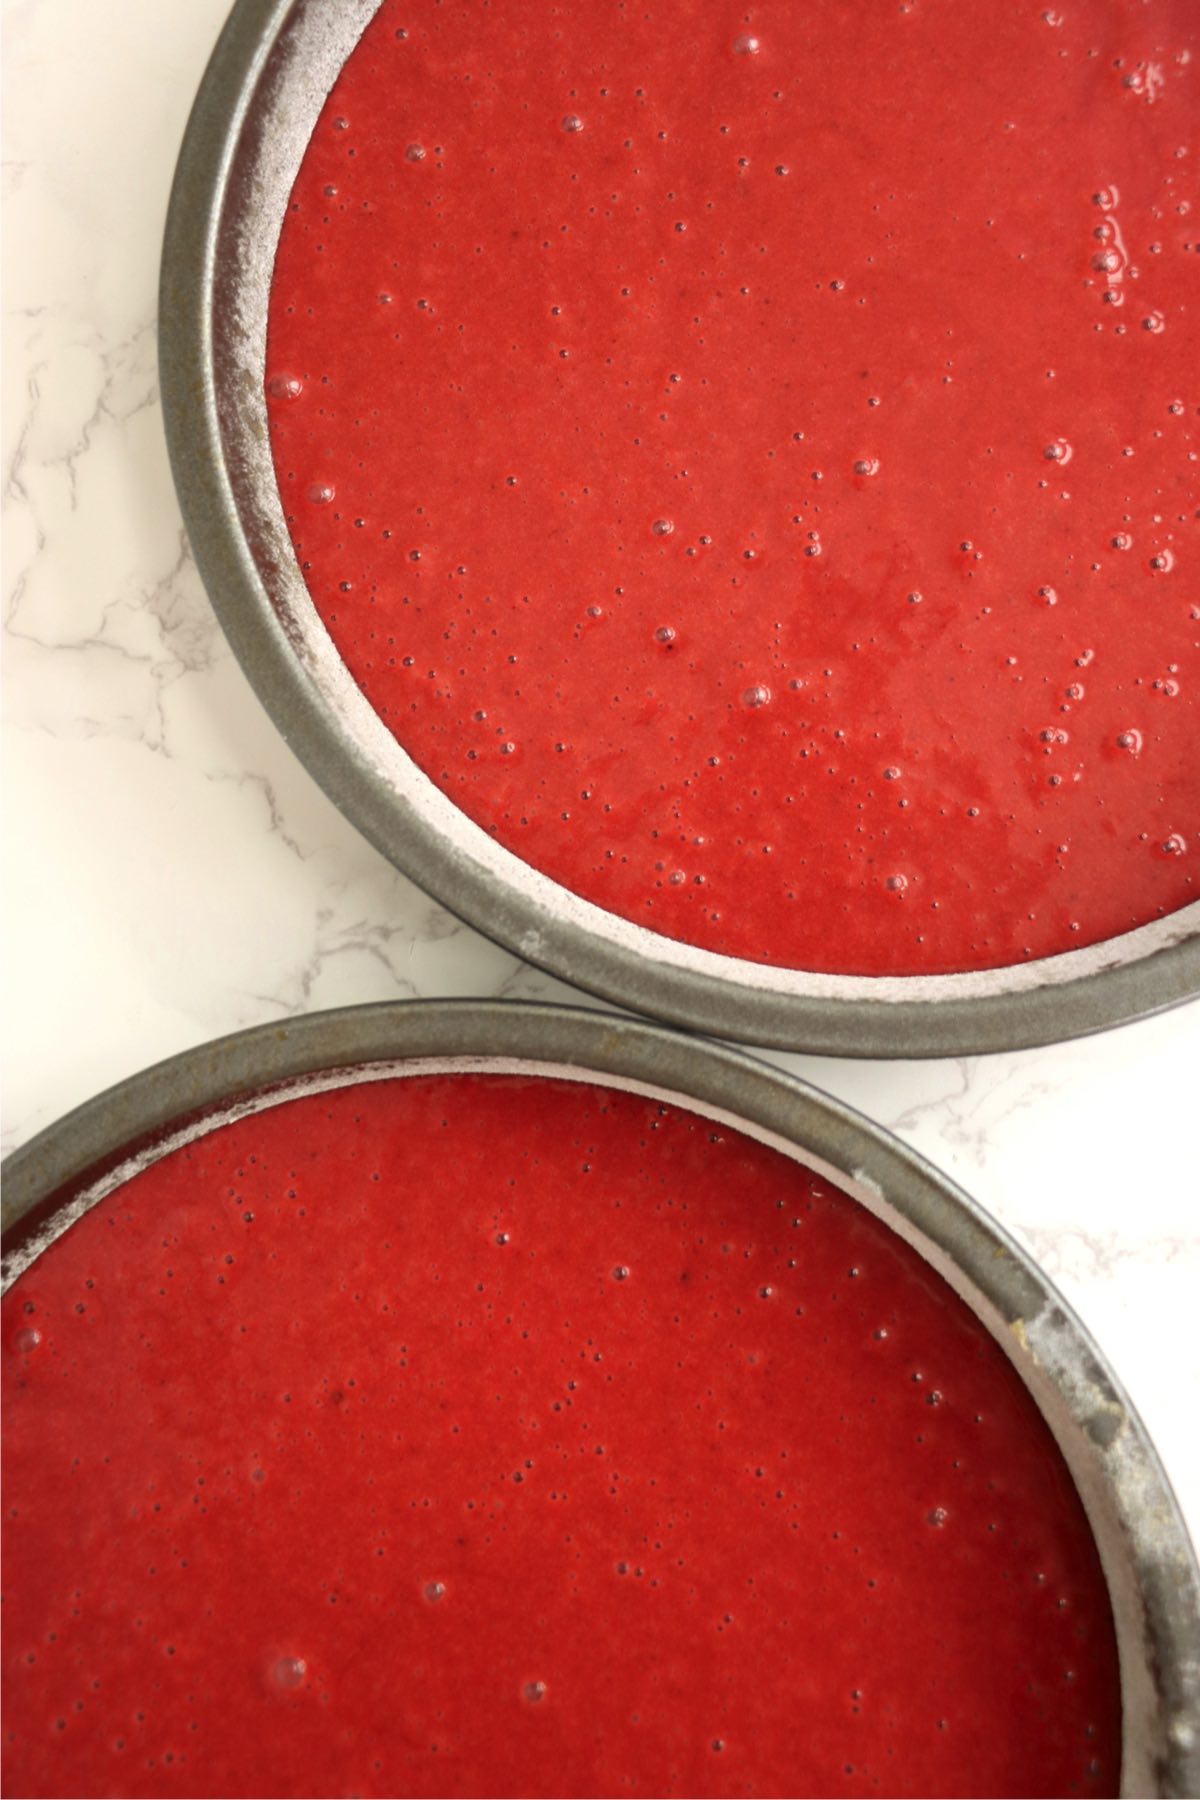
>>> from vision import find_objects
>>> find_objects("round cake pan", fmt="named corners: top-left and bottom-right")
top-left (4, 999), bottom-right (1198, 1794)
top-left (158, 0), bottom-right (1200, 1056)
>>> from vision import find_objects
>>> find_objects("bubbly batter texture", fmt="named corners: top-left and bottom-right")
top-left (4, 1073), bottom-right (1118, 1797)
top-left (265, 0), bottom-right (1197, 976)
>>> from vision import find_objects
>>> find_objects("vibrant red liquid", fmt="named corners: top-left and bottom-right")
top-left (266, 0), bottom-right (1197, 976)
top-left (4, 1074), bottom-right (1118, 1797)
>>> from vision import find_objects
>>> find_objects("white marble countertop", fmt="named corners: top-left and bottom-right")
top-left (4, 0), bottom-right (1198, 1569)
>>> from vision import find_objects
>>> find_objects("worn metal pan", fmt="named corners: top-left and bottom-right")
top-left (159, 0), bottom-right (1199, 1054)
top-left (4, 1000), bottom-right (1198, 1793)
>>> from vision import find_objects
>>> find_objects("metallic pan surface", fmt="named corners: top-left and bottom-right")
top-left (3, 1000), bottom-right (1199, 1795)
top-left (158, 0), bottom-right (1200, 1055)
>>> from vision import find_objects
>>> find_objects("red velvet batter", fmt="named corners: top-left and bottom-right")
top-left (265, 0), bottom-right (1197, 976)
top-left (4, 1074), bottom-right (1119, 1797)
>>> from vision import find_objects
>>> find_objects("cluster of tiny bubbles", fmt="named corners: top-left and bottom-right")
top-left (853, 456), bottom-right (880, 476)
top-left (1043, 439), bottom-right (1073, 465)
top-left (267, 373), bottom-right (303, 400)
top-left (1122, 64), bottom-right (1166, 100)
top-left (742, 683), bottom-right (772, 708)
top-left (731, 32), bottom-right (760, 54)
top-left (1142, 311), bottom-right (1166, 334)
top-left (1116, 729), bottom-right (1143, 754)
top-left (804, 530), bottom-right (822, 558)
top-left (424, 1581), bottom-right (446, 1603)
top-left (307, 482), bottom-right (335, 505)
top-left (272, 1656), bottom-right (307, 1690)
top-left (523, 1680), bottom-right (547, 1704)
top-left (561, 114), bottom-right (584, 134)
top-left (652, 517), bottom-right (674, 537)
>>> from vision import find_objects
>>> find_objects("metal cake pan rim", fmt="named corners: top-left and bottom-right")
top-left (156, 0), bottom-right (1200, 1058)
top-left (3, 997), bottom-right (1199, 1793)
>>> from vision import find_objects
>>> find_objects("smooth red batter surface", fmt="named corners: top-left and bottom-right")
top-left (4, 1074), bottom-right (1119, 1797)
top-left (265, 0), bottom-right (1197, 976)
